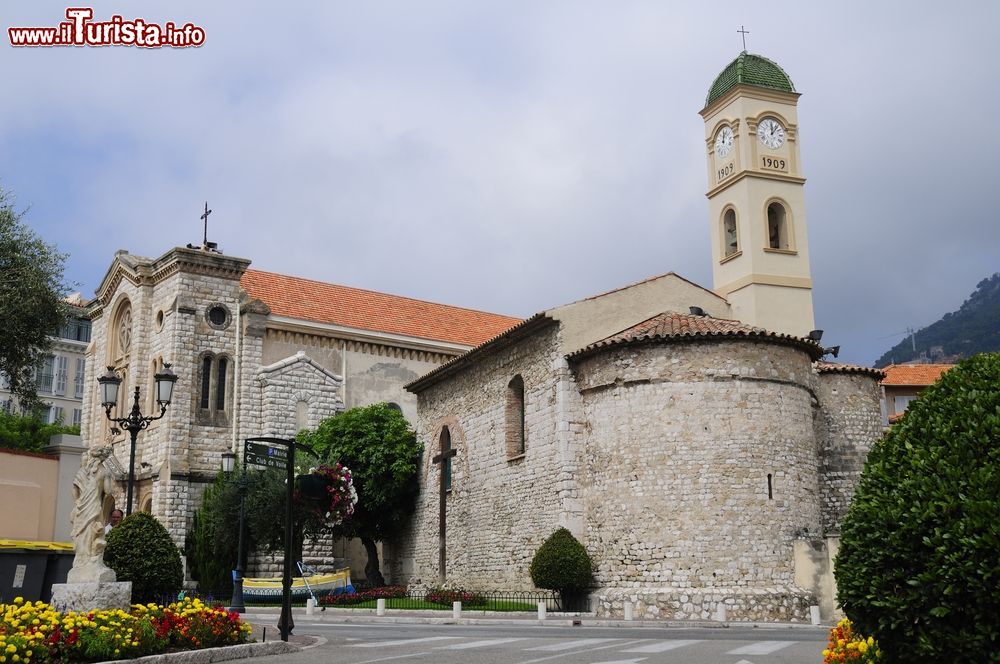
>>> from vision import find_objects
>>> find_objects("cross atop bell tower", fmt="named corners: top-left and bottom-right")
top-left (699, 52), bottom-right (815, 337)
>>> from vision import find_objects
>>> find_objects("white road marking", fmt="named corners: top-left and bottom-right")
top-left (436, 637), bottom-right (529, 650)
top-left (623, 639), bottom-right (703, 653)
top-left (527, 638), bottom-right (623, 651)
top-left (354, 652), bottom-right (430, 664)
top-left (727, 640), bottom-right (796, 655)
top-left (353, 636), bottom-right (460, 648)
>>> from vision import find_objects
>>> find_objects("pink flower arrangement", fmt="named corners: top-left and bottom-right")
top-left (307, 463), bottom-right (357, 525)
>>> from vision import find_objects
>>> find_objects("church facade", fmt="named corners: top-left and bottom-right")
top-left (392, 53), bottom-right (883, 622)
top-left (81, 247), bottom-right (519, 574)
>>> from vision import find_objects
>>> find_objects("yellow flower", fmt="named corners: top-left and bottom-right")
top-left (858, 641), bottom-right (868, 654)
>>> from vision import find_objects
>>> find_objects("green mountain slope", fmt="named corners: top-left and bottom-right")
top-left (874, 273), bottom-right (1000, 368)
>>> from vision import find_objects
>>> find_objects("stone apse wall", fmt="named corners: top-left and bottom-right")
top-left (573, 338), bottom-right (823, 622)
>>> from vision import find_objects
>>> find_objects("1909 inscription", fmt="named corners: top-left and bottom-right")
top-left (717, 162), bottom-right (735, 182)
top-left (761, 156), bottom-right (787, 171)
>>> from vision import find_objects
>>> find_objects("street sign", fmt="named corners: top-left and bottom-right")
top-left (244, 440), bottom-right (289, 469)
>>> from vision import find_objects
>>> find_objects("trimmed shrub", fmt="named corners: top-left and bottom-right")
top-left (529, 527), bottom-right (593, 595)
top-left (835, 353), bottom-right (1000, 663)
top-left (105, 512), bottom-right (184, 604)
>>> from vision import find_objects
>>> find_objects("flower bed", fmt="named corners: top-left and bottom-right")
top-left (0, 596), bottom-right (251, 662)
top-left (320, 585), bottom-right (407, 607)
top-left (823, 618), bottom-right (881, 662)
top-left (425, 589), bottom-right (486, 608)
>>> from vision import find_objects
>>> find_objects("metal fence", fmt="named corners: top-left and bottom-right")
top-left (167, 586), bottom-right (591, 613)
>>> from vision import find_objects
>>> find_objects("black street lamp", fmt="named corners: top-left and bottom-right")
top-left (221, 450), bottom-right (248, 613)
top-left (98, 364), bottom-right (178, 516)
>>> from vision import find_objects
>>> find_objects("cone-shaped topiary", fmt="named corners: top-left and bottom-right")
top-left (529, 527), bottom-right (593, 594)
top-left (835, 352), bottom-right (1000, 663)
top-left (105, 512), bottom-right (184, 603)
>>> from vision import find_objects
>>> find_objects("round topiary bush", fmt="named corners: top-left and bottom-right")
top-left (835, 352), bottom-right (1000, 663)
top-left (105, 512), bottom-right (184, 604)
top-left (529, 527), bottom-right (593, 605)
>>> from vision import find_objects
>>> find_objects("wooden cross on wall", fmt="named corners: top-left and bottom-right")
top-left (431, 430), bottom-right (457, 583)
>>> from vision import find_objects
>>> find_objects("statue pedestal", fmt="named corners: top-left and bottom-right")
top-left (49, 581), bottom-right (132, 613)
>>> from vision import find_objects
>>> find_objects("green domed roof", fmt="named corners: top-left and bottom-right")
top-left (706, 52), bottom-right (795, 107)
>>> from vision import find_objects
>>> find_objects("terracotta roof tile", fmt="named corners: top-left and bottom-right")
top-left (240, 269), bottom-right (522, 347)
top-left (815, 361), bottom-right (885, 379)
top-left (880, 363), bottom-right (955, 386)
top-left (569, 311), bottom-right (822, 359)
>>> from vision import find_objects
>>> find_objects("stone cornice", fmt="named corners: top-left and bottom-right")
top-left (94, 247), bottom-right (251, 305)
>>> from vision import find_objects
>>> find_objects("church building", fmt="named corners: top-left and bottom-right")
top-left (392, 52), bottom-right (883, 622)
top-left (79, 51), bottom-right (883, 620)
top-left (81, 246), bottom-right (519, 572)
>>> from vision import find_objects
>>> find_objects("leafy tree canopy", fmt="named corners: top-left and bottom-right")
top-left (297, 403), bottom-right (422, 585)
top-left (0, 408), bottom-right (79, 453)
top-left (835, 352), bottom-right (1000, 662)
top-left (0, 188), bottom-right (70, 412)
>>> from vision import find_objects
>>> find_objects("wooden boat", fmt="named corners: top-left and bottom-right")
top-left (243, 567), bottom-right (353, 602)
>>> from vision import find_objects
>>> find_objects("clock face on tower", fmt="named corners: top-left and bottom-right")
top-left (714, 126), bottom-right (734, 158)
top-left (757, 117), bottom-right (785, 149)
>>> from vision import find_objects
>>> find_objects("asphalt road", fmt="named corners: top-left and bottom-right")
top-left (244, 619), bottom-right (828, 664)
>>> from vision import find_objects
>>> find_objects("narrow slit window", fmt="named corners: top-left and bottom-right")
top-left (506, 375), bottom-right (526, 457)
top-left (200, 356), bottom-right (212, 409)
top-left (767, 473), bottom-right (773, 500)
top-left (216, 357), bottom-right (228, 410)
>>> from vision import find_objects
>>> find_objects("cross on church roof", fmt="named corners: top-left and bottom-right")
top-left (738, 25), bottom-right (750, 51)
top-left (201, 202), bottom-right (212, 245)
top-left (187, 201), bottom-right (221, 253)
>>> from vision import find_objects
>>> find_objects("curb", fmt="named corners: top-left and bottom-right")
top-left (244, 610), bottom-right (830, 630)
top-left (93, 640), bottom-right (300, 664)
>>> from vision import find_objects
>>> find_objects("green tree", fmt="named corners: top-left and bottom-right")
top-left (0, 409), bottom-right (79, 452)
top-left (835, 353), bottom-right (1000, 663)
top-left (186, 461), bottom-right (334, 594)
top-left (0, 188), bottom-right (70, 412)
top-left (297, 403), bottom-right (423, 587)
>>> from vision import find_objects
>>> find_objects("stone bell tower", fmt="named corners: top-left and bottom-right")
top-left (699, 52), bottom-right (815, 336)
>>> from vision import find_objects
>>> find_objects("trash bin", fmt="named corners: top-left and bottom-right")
top-left (42, 550), bottom-right (74, 602)
top-left (0, 540), bottom-right (74, 604)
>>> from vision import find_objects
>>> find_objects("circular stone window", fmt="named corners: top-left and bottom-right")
top-left (206, 304), bottom-right (231, 329)
top-left (155, 310), bottom-right (165, 331)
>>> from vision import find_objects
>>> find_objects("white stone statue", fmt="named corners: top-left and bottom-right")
top-left (66, 444), bottom-right (117, 584)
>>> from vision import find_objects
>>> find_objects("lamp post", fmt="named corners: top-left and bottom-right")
top-left (98, 364), bottom-right (178, 516)
top-left (221, 450), bottom-right (248, 613)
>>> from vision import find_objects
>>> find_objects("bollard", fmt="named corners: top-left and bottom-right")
top-left (624, 601), bottom-right (634, 621)
top-left (714, 604), bottom-right (727, 622)
top-left (810, 605), bottom-right (821, 625)
top-left (306, 598), bottom-right (315, 615)
top-left (453, 601), bottom-right (462, 619)
top-left (377, 598), bottom-right (386, 616)
top-left (537, 601), bottom-right (547, 621)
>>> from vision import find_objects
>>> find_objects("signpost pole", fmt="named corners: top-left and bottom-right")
top-left (278, 441), bottom-right (295, 641)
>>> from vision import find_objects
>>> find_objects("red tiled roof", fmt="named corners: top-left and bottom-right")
top-left (569, 311), bottom-right (822, 359)
top-left (815, 361), bottom-right (885, 379)
top-left (240, 269), bottom-right (522, 347)
top-left (880, 363), bottom-right (954, 387)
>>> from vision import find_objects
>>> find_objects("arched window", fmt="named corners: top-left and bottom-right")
top-left (767, 202), bottom-right (789, 250)
top-left (197, 352), bottom-right (231, 424)
top-left (722, 208), bottom-right (739, 257)
top-left (107, 299), bottom-right (133, 417)
top-left (439, 427), bottom-right (452, 491)
top-left (505, 375), bottom-right (525, 458)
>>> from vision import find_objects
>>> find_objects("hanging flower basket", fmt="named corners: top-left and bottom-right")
top-left (296, 463), bottom-right (357, 526)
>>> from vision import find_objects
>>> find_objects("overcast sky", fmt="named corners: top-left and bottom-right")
top-left (3, 1), bottom-right (997, 365)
